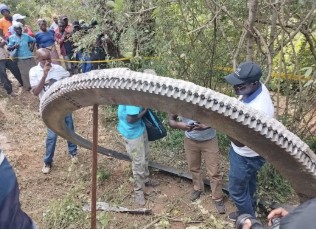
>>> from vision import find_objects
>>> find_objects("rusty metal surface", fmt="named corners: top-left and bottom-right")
top-left (91, 105), bottom-right (98, 229)
top-left (39, 68), bottom-right (316, 202)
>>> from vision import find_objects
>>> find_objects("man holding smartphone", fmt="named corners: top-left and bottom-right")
top-left (168, 114), bottom-right (226, 214)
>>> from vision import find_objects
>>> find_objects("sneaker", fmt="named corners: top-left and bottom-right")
top-left (71, 155), bottom-right (79, 164)
top-left (228, 211), bottom-right (240, 222)
top-left (214, 199), bottom-right (226, 214)
top-left (145, 179), bottom-right (160, 187)
top-left (190, 190), bottom-right (202, 201)
top-left (42, 163), bottom-right (52, 174)
top-left (135, 192), bottom-right (146, 206)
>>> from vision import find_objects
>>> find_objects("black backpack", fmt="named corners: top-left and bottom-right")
top-left (142, 109), bottom-right (167, 141)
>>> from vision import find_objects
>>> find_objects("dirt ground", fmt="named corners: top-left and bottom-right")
top-left (0, 81), bottom-right (238, 228)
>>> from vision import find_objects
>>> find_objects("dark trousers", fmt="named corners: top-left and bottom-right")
top-left (228, 147), bottom-right (265, 217)
top-left (0, 59), bottom-right (23, 94)
top-left (0, 154), bottom-right (34, 228)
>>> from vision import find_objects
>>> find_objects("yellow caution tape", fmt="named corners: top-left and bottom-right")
top-left (1, 56), bottom-right (312, 81)
top-left (214, 66), bottom-right (311, 81)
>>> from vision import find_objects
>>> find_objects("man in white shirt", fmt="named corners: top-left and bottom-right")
top-left (29, 48), bottom-right (78, 174)
top-left (224, 61), bottom-right (274, 221)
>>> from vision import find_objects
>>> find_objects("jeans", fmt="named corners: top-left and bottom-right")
top-left (76, 52), bottom-right (93, 73)
top-left (44, 113), bottom-right (77, 164)
top-left (228, 147), bottom-right (265, 217)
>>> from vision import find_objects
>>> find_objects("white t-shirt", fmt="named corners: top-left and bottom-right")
top-left (29, 63), bottom-right (70, 99)
top-left (232, 83), bottom-right (275, 157)
top-left (0, 149), bottom-right (4, 165)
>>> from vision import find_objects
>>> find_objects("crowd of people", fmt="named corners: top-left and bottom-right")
top-left (0, 4), bottom-right (107, 97)
top-left (0, 3), bottom-right (315, 229)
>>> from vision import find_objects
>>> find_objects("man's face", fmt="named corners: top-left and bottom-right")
top-left (62, 17), bottom-right (68, 25)
top-left (1, 9), bottom-right (10, 17)
top-left (38, 53), bottom-right (52, 67)
top-left (14, 27), bottom-right (22, 36)
top-left (17, 19), bottom-right (25, 25)
top-left (233, 81), bottom-right (257, 95)
top-left (39, 21), bottom-right (47, 31)
top-left (53, 17), bottom-right (58, 23)
top-left (58, 23), bottom-right (65, 32)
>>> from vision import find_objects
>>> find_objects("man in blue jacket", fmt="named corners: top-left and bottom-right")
top-left (0, 148), bottom-right (35, 228)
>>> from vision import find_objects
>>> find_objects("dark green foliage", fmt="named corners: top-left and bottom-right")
top-left (217, 132), bottom-right (231, 155)
top-left (306, 136), bottom-right (316, 153)
top-left (257, 163), bottom-right (294, 203)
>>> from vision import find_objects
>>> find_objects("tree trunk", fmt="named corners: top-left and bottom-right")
top-left (246, 0), bottom-right (258, 61)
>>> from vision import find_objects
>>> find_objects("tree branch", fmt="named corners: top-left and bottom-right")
top-left (253, 27), bottom-right (272, 84)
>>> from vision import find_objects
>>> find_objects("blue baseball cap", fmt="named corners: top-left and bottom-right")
top-left (225, 61), bottom-right (262, 85)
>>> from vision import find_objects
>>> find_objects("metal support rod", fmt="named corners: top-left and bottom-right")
top-left (91, 104), bottom-right (98, 229)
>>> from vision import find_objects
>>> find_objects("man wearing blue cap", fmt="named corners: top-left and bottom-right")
top-left (224, 61), bottom-right (275, 221)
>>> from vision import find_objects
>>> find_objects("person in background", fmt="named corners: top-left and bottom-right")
top-left (55, 21), bottom-right (69, 70)
top-left (29, 48), bottom-right (78, 174)
top-left (7, 22), bottom-right (36, 91)
top-left (224, 61), bottom-right (275, 221)
top-left (49, 15), bottom-right (58, 31)
top-left (59, 15), bottom-right (73, 34)
top-left (35, 19), bottom-right (60, 65)
top-left (117, 104), bottom-right (159, 206)
top-left (0, 4), bottom-right (12, 39)
top-left (0, 36), bottom-right (23, 96)
top-left (8, 14), bottom-right (34, 37)
top-left (0, 149), bottom-right (35, 228)
top-left (55, 20), bottom-right (75, 73)
top-left (91, 34), bottom-right (107, 70)
top-left (168, 114), bottom-right (226, 214)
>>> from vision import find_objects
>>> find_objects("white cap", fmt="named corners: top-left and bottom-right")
top-left (13, 21), bottom-right (23, 29)
top-left (12, 13), bottom-right (26, 21)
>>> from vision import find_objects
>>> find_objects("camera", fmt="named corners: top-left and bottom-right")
top-left (236, 214), bottom-right (280, 229)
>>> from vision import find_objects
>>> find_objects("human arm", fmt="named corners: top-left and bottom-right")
top-left (267, 207), bottom-right (289, 226)
top-left (7, 37), bottom-right (19, 51)
top-left (228, 136), bottom-right (245, 147)
top-left (0, 22), bottom-right (4, 38)
top-left (192, 122), bottom-right (210, 131)
top-left (0, 37), bottom-right (6, 47)
top-left (27, 34), bottom-right (36, 51)
top-left (168, 114), bottom-right (193, 131)
top-left (126, 107), bottom-right (147, 123)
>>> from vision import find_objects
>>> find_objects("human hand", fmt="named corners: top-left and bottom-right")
top-left (267, 207), bottom-right (288, 226)
top-left (43, 63), bottom-right (52, 76)
top-left (192, 123), bottom-right (208, 130)
top-left (181, 123), bottom-right (194, 131)
top-left (241, 219), bottom-right (252, 229)
top-left (14, 44), bottom-right (20, 49)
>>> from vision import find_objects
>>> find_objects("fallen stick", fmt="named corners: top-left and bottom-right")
top-left (83, 202), bottom-right (152, 214)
